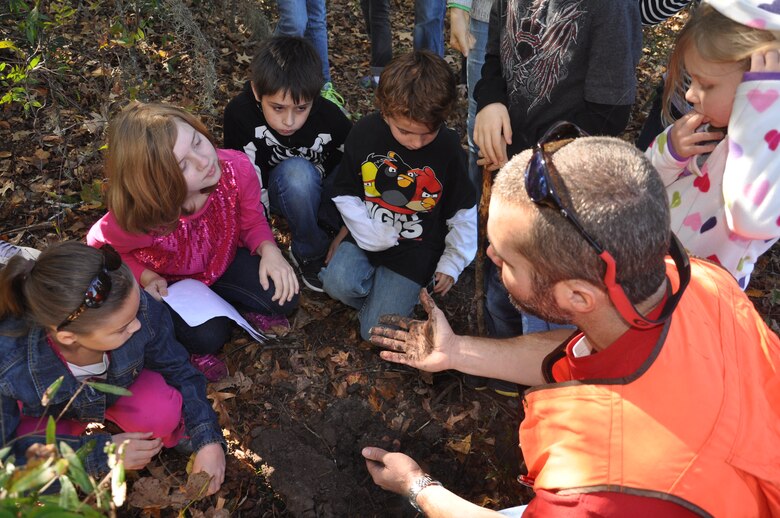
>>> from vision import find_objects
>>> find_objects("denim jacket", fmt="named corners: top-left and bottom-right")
top-left (0, 291), bottom-right (225, 476)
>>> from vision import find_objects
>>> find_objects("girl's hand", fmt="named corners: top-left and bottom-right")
top-left (432, 272), bottom-right (454, 296)
top-left (112, 432), bottom-right (162, 470)
top-left (669, 111), bottom-right (724, 160)
top-left (140, 270), bottom-right (168, 301)
top-left (257, 241), bottom-right (299, 304)
top-left (325, 226), bottom-right (349, 265)
top-left (751, 49), bottom-right (780, 73)
top-left (191, 443), bottom-right (226, 496)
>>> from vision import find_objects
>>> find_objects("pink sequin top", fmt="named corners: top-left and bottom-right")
top-left (87, 149), bottom-right (275, 286)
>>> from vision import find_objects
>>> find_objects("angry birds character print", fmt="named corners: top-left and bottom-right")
top-left (360, 152), bottom-right (443, 215)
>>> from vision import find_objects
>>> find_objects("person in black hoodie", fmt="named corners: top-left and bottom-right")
top-left (472, 0), bottom-right (643, 343)
top-left (473, 0), bottom-right (642, 171)
top-left (224, 36), bottom-right (352, 292)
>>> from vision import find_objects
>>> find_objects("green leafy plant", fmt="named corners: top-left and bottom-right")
top-left (108, 21), bottom-right (146, 48)
top-left (0, 40), bottom-right (43, 113)
top-left (0, 377), bottom-right (133, 517)
top-left (1, 0), bottom-right (78, 115)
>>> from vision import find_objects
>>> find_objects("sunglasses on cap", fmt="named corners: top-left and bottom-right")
top-left (525, 121), bottom-right (689, 329)
top-left (57, 245), bottom-right (123, 330)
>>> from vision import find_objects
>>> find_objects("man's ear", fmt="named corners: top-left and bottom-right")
top-left (51, 328), bottom-right (78, 346)
top-left (553, 279), bottom-right (603, 316)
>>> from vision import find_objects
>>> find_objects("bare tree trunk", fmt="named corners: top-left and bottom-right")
top-left (227, 0), bottom-right (238, 32)
top-left (474, 166), bottom-right (493, 337)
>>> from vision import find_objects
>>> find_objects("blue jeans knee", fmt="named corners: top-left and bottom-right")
top-left (356, 266), bottom-right (421, 341)
top-left (212, 247), bottom-right (299, 317)
top-left (275, 0), bottom-right (307, 33)
top-left (320, 241), bottom-right (373, 309)
top-left (268, 158), bottom-right (331, 261)
top-left (321, 242), bottom-right (421, 341)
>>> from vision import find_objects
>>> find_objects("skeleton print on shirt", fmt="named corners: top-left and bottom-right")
top-left (254, 125), bottom-right (335, 176)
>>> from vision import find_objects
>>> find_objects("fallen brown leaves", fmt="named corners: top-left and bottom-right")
top-left (3, 1), bottom-right (779, 516)
top-left (128, 470), bottom-right (226, 515)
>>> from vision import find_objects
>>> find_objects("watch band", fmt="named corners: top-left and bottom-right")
top-left (408, 474), bottom-right (443, 513)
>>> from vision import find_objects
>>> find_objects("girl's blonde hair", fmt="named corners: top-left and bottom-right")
top-left (663, 4), bottom-right (780, 122)
top-left (105, 102), bottom-right (217, 234)
top-left (0, 241), bottom-right (135, 335)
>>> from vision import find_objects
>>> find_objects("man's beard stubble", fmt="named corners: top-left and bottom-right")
top-left (506, 274), bottom-right (574, 326)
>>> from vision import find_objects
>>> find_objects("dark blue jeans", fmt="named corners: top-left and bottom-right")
top-left (360, 0), bottom-right (443, 72)
top-left (467, 18), bottom-right (489, 201)
top-left (169, 247), bottom-right (299, 354)
top-left (413, 0), bottom-right (445, 56)
top-left (274, 0), bottom-right (331, 82)
top-left (484, 260), bottom-right (523, 338)
top-left (360, 0), bottom-right (392, 76)
top-left (268, 157), bottom-right (341, 262)
top-left (319, 241), bottom-right (422, 341)
top-left (484, 260), bottom-right (574, 337)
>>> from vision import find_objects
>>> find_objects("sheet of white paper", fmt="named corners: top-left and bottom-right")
top-left (162, 278), bottom-right (266, 342)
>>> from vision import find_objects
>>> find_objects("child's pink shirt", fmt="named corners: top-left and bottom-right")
top-left (87, 149), bottom-right (275, 285)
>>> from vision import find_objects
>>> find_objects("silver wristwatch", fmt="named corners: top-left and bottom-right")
top-left (408, 474), bottom-right (443, 513)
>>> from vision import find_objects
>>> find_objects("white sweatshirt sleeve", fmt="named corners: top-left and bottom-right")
top-left (722, 74), bottom-right (780, 240)
top-left (333, 195), bottom-right (400, 251)
top-left (644, 125), bottom-right (693, 186)
top-left (434, 205), bottom-right (478, 283)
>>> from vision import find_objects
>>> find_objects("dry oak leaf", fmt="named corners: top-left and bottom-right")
top-left (331, 380), bottom-right (348, 398)
top-left (345, 372), bottom-right (366, 386)
top-left (270, 360), bottom-right (292, 384)
top-left (316, 346), bottom-right (334, 359)
top-left (444, 401), bottom-right (481, 430)
top-left (368, 388), bottom-right (383, 413)
top-left (182, 470), bottom-right (213, 501)
top-left (446, 433), bottom-right (472, 455)
top-left (329, 350), bottom-right (350, 367)
top-left (445, 411), bottom-right (468, 430)
top-left (208, 390), bottom-right (236, 427)
top-left (127, 476), bottom-right (172, 509)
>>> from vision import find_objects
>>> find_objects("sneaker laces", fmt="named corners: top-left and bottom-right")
top-left (287, 249), bottom-right (325, 292)
top-left (320, 82), bottom-right (345, 109)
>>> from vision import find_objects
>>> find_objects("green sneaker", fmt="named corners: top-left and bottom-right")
top-left (321, 82), bottom-right (348, 115)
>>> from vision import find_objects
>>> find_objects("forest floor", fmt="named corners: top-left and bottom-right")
top-left (1, 1), bottom-right (779, 516)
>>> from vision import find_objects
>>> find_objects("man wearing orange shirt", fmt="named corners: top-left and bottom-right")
top-left (363, 130), bottom-right (780, 517)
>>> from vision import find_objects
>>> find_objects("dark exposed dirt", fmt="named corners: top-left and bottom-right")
top-left (1, 1), bottom-right (779, 517)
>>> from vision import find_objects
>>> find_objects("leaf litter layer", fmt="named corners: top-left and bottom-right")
top-left (1, 2), bottom-right (778, 516)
